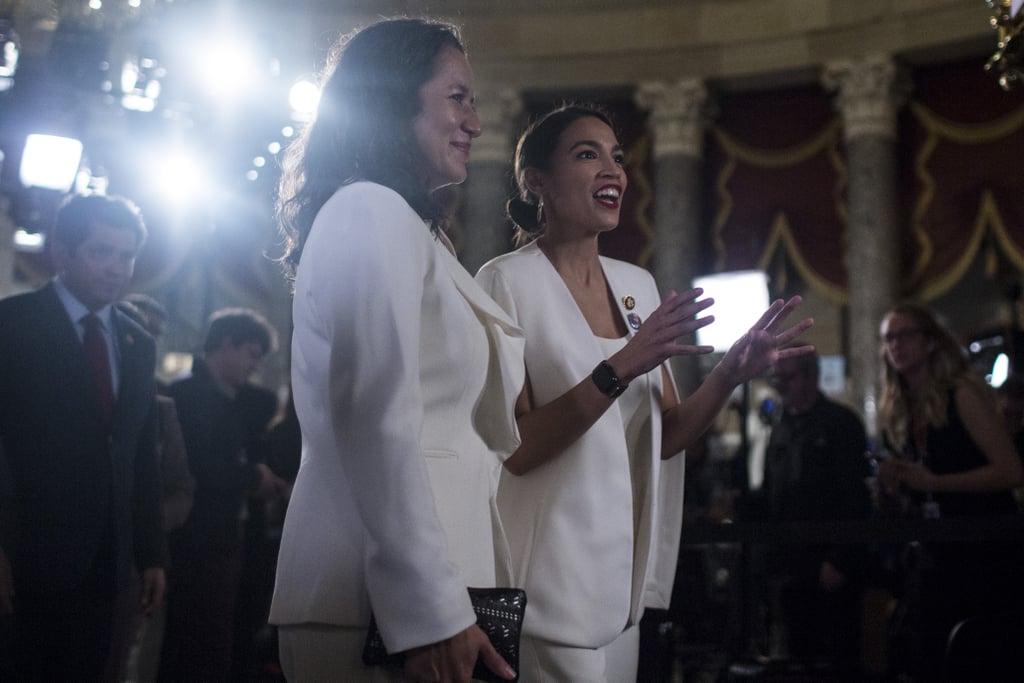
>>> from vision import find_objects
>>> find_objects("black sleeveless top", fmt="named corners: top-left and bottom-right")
top-left (912, 387), bottom-right (1017, 517)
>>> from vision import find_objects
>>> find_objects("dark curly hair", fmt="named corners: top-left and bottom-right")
top-left (275, 18), bottom-right (465, 282)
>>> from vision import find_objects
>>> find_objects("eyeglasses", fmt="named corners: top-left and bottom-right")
top-left (882, 328), bottom-right (924, 345)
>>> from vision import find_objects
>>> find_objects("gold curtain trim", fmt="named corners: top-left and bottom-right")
top-left (917, 190), bottom-right (1024, 300)
top-left (712, 154), bottom-right (736, 271)
top-left (760, 211), bottom-right (849, 304)
top-left (909, 102), bottom-right (1024, 288)
top-left (712, 121), bottom-right (842, 167)
top-left (712, 121), bottom-right (849, 303)
top-left (629, 136), bottom-right (655, 268)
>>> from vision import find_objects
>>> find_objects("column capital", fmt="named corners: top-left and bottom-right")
top-left (635, 78), bottom-right (712, 160)
top-left (472, 86), bottom-right (523, 164)
top-left (823, 54), bottom-right (910, 141)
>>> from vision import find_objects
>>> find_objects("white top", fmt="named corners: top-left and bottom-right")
top-left (476, 241), bottom-right (684, 649)
top-left (270, 182), bottom-right (525, 654)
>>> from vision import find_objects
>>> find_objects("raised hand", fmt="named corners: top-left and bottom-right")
top-left (716, 296), bottom-right (814, 386)
top-left (611, 288), bottom-right (716, 383)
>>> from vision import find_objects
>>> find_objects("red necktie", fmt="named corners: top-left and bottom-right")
top-left (82, 313), bottom-right (115, 429)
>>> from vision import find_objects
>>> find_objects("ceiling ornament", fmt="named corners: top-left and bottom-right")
top-left (986, 0), bottom-right (1024, 90)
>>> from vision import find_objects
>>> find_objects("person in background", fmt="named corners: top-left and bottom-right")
top-left (115, 298), bottom-right (194, 683)
top-left (762, 350), bottom-right (870, 677)
top-left (268, 17), bottom-right (524, 683)
top-left (123, 293), bottom-right (170, 391)
top-left (123, 293), bottom-right (168, 339)
top-left (475, 103), bottom-right (813, 682)
top-left (159, 307), bottom-right (287, 682)
top-left (996, 373), bottom-right (1024, 511)
top-left (877, 302), bottom-right (1023, 681)
top-left (0, 193), bottom-right (164, 682)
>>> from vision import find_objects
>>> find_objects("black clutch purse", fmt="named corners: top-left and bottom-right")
top-left (362, 587), bottom-right (527, 683)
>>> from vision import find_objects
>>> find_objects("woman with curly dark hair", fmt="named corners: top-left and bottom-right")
top-left (269, 18), bottom-right (522, 682)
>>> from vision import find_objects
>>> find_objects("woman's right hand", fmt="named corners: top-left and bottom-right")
top-left (610, 288), bottom-right (716, 383)
top-left (403, 624), bottom-right (516, 683)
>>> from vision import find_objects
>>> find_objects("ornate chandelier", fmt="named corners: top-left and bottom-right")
top-left (986, 0), bottom-right (1024, 89)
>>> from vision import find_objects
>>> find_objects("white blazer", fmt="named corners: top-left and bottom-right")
top-left (476, 242), bottom-right (685, 649)
top-left (270, 183), bottom-right (524, 654)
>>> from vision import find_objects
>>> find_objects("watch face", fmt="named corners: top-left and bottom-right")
top-left (592, 362), bottom-right (621, 397)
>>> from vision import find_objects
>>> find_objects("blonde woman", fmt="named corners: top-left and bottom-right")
top-left (877, 302), bottom-right (1022, 680)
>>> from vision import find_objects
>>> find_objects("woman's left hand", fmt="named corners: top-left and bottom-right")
top-left (716, 296), bottom-right (814, 385)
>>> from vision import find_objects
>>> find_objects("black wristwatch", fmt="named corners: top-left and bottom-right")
top-left (591, 360), bottom-right (628, 399)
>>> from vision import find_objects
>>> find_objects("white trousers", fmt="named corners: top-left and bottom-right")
top-left (516, 625), bottom-right (639, 683)
top-left (278, 624), bottom-right (403, 682)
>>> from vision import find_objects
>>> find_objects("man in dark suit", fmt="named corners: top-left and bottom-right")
top-left (762, 350), bottom-right (871, 676)
top-left (0, 194), bottom-right (165, 682)
top-left (159, 307), bottom-right (286, 682)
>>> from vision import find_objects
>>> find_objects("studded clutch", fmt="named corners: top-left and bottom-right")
top-left (362, 587), bottom-right (527, 683)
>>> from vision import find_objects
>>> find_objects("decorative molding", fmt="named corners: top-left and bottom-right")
top-left (634, 78), bottom-right (712, 159)
top-left (823, 54), bottom-right (910, 141)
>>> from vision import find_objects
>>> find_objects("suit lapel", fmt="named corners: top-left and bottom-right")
top-left (110, 308), bottom-right (145, 434)
top-left (436, 242), bottom-right (522, 335)
top-left (37, 284), bottom-right (100, 412)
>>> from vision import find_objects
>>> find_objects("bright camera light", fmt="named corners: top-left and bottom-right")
top-left (148, 151), bottom-right (207, 203)
top-left (13, 229), bottom-right (45, 252)
top-left (0, 35), bottom-right (19, 80)
top-left (289, 79), bottom-right (320, 118)
top-left (122, 93), bottom-right (156, 112)
top-left (20, 134), bottom-right (83, 191)
top-left (195, 38), bottom-right (263, 103)
top-left (693, 270), bottom-right (771, 353)
top-left (990, 352), bottom-right (1010, 388)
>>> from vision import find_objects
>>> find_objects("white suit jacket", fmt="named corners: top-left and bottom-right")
top-left (476, 242), bottom-right (685, 649)
top-left (270, 183), bottom-right (525, 654)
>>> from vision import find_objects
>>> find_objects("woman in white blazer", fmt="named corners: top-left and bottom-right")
top-left (269, 19), bottom-right (523, 683)
top-left (476, 105), bottom-right (813, 682)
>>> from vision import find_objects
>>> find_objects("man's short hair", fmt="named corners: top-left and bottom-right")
top-left (53, 194), bottom-right (147, 253)
top-left (203, 308), bottom-right (278, 356)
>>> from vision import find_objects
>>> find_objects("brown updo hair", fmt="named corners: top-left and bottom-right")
top-left (507, 104), bottom-right (616, 247)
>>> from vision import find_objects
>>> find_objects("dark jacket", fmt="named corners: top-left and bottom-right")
top-left (166, 360), bottom-right (272, 552)
top-left (0, 283), bottom-right (162, 594)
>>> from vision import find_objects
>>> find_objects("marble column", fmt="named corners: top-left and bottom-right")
top-left (823, 54), bottom-right (907, 435)
top-left (635, 78), bottom-right (711, 395)
top-left (460, 87), bottom-right (522, 274)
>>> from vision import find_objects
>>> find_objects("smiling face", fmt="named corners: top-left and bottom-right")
top-left (412, 46), bottom-right (481, 191)
top-left (54, 224), bottom-right (139, 311)
top-left (528, 116), bottom-right (627, 237)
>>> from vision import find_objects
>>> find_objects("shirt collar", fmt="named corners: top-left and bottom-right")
top-left (53, 277), bottom-right (114, 330)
